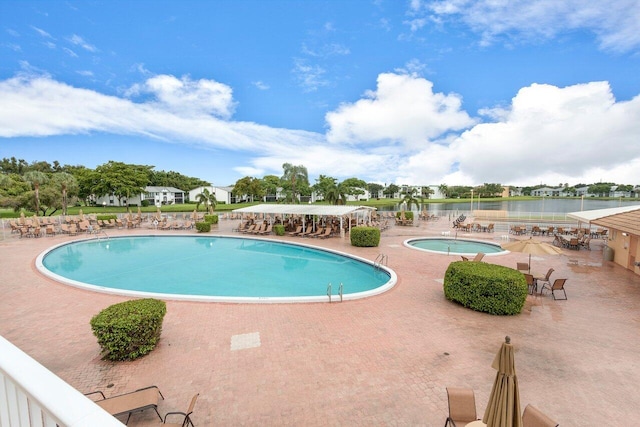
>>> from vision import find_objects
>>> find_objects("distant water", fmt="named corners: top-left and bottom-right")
top-left (381, 199), bottom-right (639, 214)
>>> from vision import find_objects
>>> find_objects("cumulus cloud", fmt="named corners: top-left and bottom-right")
top-left (326, 73), bottom-right (476, 147)
top-left (448, 81), bottom-right (640, 185)
top-left (125, 74), bottom-right (236, 119)
top-left (424, 0), bottom-right (640, 52)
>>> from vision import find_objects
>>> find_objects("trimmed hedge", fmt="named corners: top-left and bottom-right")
top-left (90, 299), bottom-right (167, 361)
top-left (96, 214), bottom-right (118, 221)
top-left (350, 226), bottom-right (381, 247)
top-left (273, 224), bottom-right (285, 236)
top-left (195, 222), bottom-right (211, 232)
top-left (204, 214), bottom-right (219, 224)
top-left (443, 261), bottom-right (527, 315)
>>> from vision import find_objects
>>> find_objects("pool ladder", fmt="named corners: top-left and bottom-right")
top-left (327, 282), bottom-right (343, 303)
top-left (374, 253), bottom-right (388, 269)
top-left (96, 231), bottom-right (109, 240)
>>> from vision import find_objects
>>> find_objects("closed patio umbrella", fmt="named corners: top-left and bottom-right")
top-left (502, 237), bottom-right (562, 273)
top-left (483, 336), bottom-right (522, 427)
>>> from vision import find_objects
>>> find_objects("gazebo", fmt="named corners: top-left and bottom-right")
top-left (232, 204), bottom-right (377, 236)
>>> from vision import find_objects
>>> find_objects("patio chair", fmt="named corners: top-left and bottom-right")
top-left (444, 387), bottom-right (479, 427)
top-left (535, 268), bottom-right (554, 291)
top-left (540, 278), bottom-right (567, 300)
top-left (522, 404), bottom-right (558, 427)
top-left (524, 273), bottom-right (536, 295)
top-left (287, 225), bottom-right (302, 236)
top-left (85, 385), bottom-right (164, 425)
top-left (580, 236), bottom-right (591, 250)
top-left (163, 393), bottom-right (199, 427)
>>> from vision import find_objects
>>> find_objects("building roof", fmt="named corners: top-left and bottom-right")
top-left (567, 205), bottom-right (640, 224)
top-left (591, 208), bottom-right (640, 235)
top-left (145, 186), bottom-right (184, 193)
top-left (233, 204), bottom-right (376, 217)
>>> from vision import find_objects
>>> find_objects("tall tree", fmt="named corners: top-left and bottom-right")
top-left (367, 183), bottom-right (384, 199)
top-left (383, 183), bottom-right (400, 198)
top-left (438, 184), bottom-right (449, 198)
top-left (50, 172), bottom-right (78, 215)
top-left (281, 163), bottom-right (309, 203)
top-left (261, 175), bottom-right (281, 200)
top-left (233, 176), bottom-right (264, 203)
top-left (23, 171), bottom-right (49, 215)
top-left (93, 162), bottom-right (151, 210)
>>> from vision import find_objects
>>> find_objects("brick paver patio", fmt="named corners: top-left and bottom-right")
top-left (1, 218), bottom-right (638, 426)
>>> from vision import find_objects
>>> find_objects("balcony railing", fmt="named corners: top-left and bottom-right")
top-left (0, 335), bottom-right (124, 427)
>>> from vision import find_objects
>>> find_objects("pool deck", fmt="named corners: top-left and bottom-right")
top-left (1, 219), bottom-right (639, 426)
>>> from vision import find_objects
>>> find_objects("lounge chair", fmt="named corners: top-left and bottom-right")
top-left (258, 224), bottom-right (273, 235)
top-left (444, 387), bottom-right (479, 427)
top-left (163, 393), bottom-right (199, 427)
top-left (461, 253), bottom-right (485, 262)
top-left (540, 278), bottom-right (567, 300)
top-left (316, 227), bottom-right (333, 239)
top-left (522, 404), bottom-right (558, 427)
top-left (287, 225), bottom-right (302, 236)
top-left (307, 227), bottom-right (325, 238)
top-left (85, 385), bottom-right (164, 424)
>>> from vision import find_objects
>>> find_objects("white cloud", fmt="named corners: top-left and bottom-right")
top-left (292, 59), bottom-right (328, 92)
top-left (325, 73), bottom-right (476, 148)
top-left (3, 42), bottom-right (21, 52)
top-left (68, 34), bottom-right (97, 52)
top-left (447, 81), bottom-right (640, 185)
top-left (125, 74), bottom-right (236, 119)
top-left (425, 0), bottom-right (640, 52)
top-left (252, 81), bottom-right (270, 90)
top-left (31, 26), bottom-right (52, 39)
top-left (76, 70), bottom-right (94, 77)
top-left (62, 47), bottom-right (78, 57)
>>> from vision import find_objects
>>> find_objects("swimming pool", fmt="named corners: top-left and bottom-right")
top-left (37, 236), bottom-right (396, 303)
top-left (404, 237), bottom-right (507, 256)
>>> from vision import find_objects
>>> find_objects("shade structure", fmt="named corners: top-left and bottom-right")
top-left (483, 336), bottom-right (522, 427)
top-left (502, 238), bottom-right (562, 272)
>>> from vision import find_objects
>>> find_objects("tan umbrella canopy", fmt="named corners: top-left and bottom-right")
top-left (483, 336), bottom-right (522, 427)
top-left (502, 237), bottom-right (562, 272)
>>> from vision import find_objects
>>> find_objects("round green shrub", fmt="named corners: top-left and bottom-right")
top-left (350, 226), bottom-right (381, 247)
top-left (273, 224), bottom-right (285, 236)
top-left (195, 222), bottom-right (211, 232)
top-left (204, 214), bottom-right (219, 224)
top-left (90, 298), bottom-right (167, 361)
top-left (443, 261), bottom-right (527, 315)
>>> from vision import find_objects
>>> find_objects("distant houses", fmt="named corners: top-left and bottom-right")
top-left (94, 186), bottom-right (185, 207)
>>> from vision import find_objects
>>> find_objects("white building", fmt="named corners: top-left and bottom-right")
top-left (95, 186), bottom-right (185, 207)
top-left (188, 186), bottom-right (235, 205)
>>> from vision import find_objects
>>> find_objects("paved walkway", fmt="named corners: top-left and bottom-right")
top-left (1, 218), bottom-right (638, 426)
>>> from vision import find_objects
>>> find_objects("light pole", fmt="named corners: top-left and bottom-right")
top-left (470, 189), bottom-right (474, 214)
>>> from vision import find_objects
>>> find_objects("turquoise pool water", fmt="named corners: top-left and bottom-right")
top-left (37, 236), bottom-right (395, 302)
top-left (404, 238), bottom-right (506, 255)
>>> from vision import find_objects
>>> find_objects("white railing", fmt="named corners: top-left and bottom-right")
top-left (0, 335), bottom-right (124, 427)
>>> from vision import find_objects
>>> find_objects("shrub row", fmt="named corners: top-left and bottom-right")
top-left (90, 298), bottom-right (167, 361)
top-left (396, 211), bottom-right (414, 220)
top-left (443, 261), bottom-right (527, 315)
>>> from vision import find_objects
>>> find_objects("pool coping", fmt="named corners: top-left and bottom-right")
top-left (35, 234), bottom-right (397, 304)
top-left (403, 236), bottom-right (509, 256)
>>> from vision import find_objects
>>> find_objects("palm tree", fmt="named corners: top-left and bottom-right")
top-left (196, 188), bottom-right (212, 212)
top-left (23, 171), bottom-right (49, 215)
top-left (438, 184), bottom-right (449, 199)
top-left (401, 188), bottom-right (420, 211)
top-left (281, 163), bottom-right (309, 204)
top-left (325, 183), bottom-right (347, 205)
top-left (51, 172), bottom-right (77, 216)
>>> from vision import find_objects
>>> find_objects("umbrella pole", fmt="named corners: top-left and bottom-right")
top-left (529, 253), bottom-right (531, 273)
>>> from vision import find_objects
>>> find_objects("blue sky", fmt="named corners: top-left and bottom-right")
top-left (1, 0), bottom-right (639, 187)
